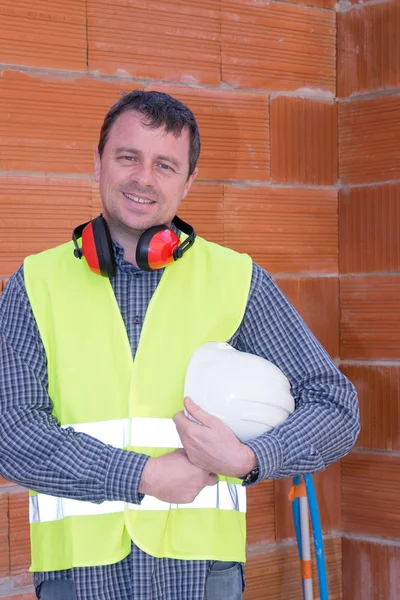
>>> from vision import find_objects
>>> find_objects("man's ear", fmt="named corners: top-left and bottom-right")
top-left (182, 167), bottom-right (198, 201)
top-left (94, 147), bottom-right (101, 182)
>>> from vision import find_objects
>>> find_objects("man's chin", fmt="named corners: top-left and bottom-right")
top-left (106, 208), bottom-right (168, 236)
top-left (121, 215), bottom-right (160, 237)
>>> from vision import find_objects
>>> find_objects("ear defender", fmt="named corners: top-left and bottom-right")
top-left (72, 216), bottom-right (116, 278)
top-left (136, 216), bottom-right (196, 271)
top-left (72, 215), bottom-right (196, 277)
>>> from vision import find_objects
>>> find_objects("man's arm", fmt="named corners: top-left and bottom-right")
top-left (174, 263), bottom-right (359, 482)
top-left (0, 267), bottom-right (148, 504)
top-left (237, 263), bottom-right (360, 482)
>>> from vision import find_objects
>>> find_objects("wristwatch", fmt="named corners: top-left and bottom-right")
top-left (240, 466), bottom-right (259, 484)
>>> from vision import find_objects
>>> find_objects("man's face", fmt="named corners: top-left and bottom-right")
top-left (94, 110), bottom-right (197, 236)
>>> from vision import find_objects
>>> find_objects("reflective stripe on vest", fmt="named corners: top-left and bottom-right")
top-left (30, 482), bottom-right (246, 523)
top-left (29, 418), bottom-right (245, 524)
top-left (61, 417), bottom-right (183, 449)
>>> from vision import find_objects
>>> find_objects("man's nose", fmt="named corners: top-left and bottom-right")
top-left (132, 162), bottom-right (156, 188)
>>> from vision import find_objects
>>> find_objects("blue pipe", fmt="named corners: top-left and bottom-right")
top-left (292, 475), bottom-right (303, 559)
top-left (304, 474), bottom-right (329, 600)
top-left (291, 475), bottom-right (329, 600)
top-left (292, 475), bottom-right (306, 600)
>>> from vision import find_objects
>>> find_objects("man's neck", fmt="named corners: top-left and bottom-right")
top-left (105, 216), bottom-right (178, 267)
top-left (106, 220), bottom-right (142, 267)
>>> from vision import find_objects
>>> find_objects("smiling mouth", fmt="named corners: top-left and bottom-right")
top-left (123, 192), bottom-right (155, 204)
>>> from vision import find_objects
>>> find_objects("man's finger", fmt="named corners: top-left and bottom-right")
top-left (184, 397), bottom-right (214, 427)
top-left (206, 474), bottom-right (218, 486)
top-left (172, 411), bottom-right (186, 428)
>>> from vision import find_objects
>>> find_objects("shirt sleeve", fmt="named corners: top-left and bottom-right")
top-left (235, 263), bottom-right (360, 483)
top-left (0, 267), bottom-right (149, 504)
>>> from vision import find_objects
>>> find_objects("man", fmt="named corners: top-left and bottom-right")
top-left (0, 90), bottom-right (359, 600)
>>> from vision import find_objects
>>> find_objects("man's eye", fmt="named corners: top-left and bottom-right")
top-left (158, 163), bottom-right (171, 171)
top-left (120, 156), bottom-right (136, 161)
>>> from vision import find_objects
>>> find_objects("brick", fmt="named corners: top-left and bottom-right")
top-left (339, 95), bottom-right (400, 185)
top-left (0, 493), bottom-right (10, 578)
top-left (339, 184), bottom-right (400, 274)
top-left (0, 176), bottom-right (92, 277)
top-left (145, 85), bottom-right (270, 182)
top-left (340, 275), bottom-right (400, 360)
top-left (2, 594), bottom-right (36, 600)
top-left (341, 365), bottom-right (400, 452)
top-left (281, 0), bottom-right (335, 7)
top-left (224, 187), bottom-right (338, 274)
top-left (246, 480), bottom-right (275, 546)
top-left (338, 0), bottom-right (379, 5)
top-left (0, 0), bottom-right (87, 72)
top-left (271, 97), bottom-right (337, 185)
top-left (244, 537), bottom-right (342, 599)
top-left (338, 0), bottom-right (400, 97)
top-left (342, 453), bottom-right (400, 539)
top-left (275, 462), bottom-right (341, 541)
top-left (0, 70), bottom-right (142, 175)
top-left (275, 277), bottom-right (339, 358)
top-left (87, 0), bottom-right (221, 85)
top-left (342, 538), bottom-right (400, 600)
top-left (222, 0), bottom-right (336, 93)
top-left (178, 184), bottom-right (224, 246)
top-left (12, 571), bottom-right (34, 589)
top-left (9, 490), bottom-right (31, 575)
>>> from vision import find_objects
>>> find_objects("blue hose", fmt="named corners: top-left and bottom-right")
top-left (304, 474), bottom-right (329, 600)
top-left (292, 475), bottom-right (329, 600)
top-left (292, 475), bottom-right (303, 559)
top-left (292, 475), bottom-right (306, 599)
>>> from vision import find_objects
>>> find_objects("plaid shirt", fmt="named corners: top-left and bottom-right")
top-left (0, 240), bottom-right (359, 600)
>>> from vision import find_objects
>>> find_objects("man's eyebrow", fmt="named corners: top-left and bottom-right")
top-left (115, 147), bottom-right (140, 155)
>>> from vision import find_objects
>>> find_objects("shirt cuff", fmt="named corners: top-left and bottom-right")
top-left (104, 447), bottom-right (150, 504)
top-left (244, 433), bottom-right (283, 484)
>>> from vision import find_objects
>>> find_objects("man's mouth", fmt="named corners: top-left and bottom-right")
top-left (123, 192), bottom-right (155, 204)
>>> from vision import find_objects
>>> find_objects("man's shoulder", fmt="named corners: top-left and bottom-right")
top-left (24, 241), bottom-right (75, 273)
top-left (1, 264), bottom-right (25, 302)
top-left (0, 264), bottom-right (32, 328)
top-left (196, 236), bottom-right (250, 262)
top-left (26, 240), bottom-right (73, 261)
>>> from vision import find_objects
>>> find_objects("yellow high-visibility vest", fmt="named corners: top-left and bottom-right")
top-left (24, 235), bottom-right (252, 572)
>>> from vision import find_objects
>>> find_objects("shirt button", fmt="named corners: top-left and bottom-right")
top-left (133, 316), bottom-right (141, 325)
top-left (135, 273), bottom-right (141, 279)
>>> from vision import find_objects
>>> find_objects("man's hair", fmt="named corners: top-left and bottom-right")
top-left (98, 90), bottom-right (201, 177)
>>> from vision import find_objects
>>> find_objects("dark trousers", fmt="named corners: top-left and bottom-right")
top-left (37, 580), bottom-right (77, 599)
top-left (36, 562), bottom-right (243, 600)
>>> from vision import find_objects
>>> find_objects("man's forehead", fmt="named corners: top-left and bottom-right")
top-left (112, 110), bottom-right (189, 140)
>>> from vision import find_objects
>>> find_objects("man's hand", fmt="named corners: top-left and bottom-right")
top-left (138, 448), bottom-right (217, 504)
top-left (173, 397), bottom-right (257, 478)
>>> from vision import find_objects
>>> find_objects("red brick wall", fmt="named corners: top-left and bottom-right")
top-left (0, 1), bottom-right (341, 598)
top-left (338, 0), bottom-right (400, 597)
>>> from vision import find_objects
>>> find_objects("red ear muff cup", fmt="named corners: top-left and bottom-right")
top-left (81, 223), bottom-right (100, 275)
top-left (136, 226), bottom-right (180, 271)
top-left (82, 216), bottom-right (116, 278)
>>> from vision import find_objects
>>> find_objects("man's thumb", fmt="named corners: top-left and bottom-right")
top-left (184, 396), bottom-right (213, 426)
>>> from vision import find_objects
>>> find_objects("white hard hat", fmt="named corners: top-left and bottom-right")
top-left (184, 342), bottom-right (295, 442)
